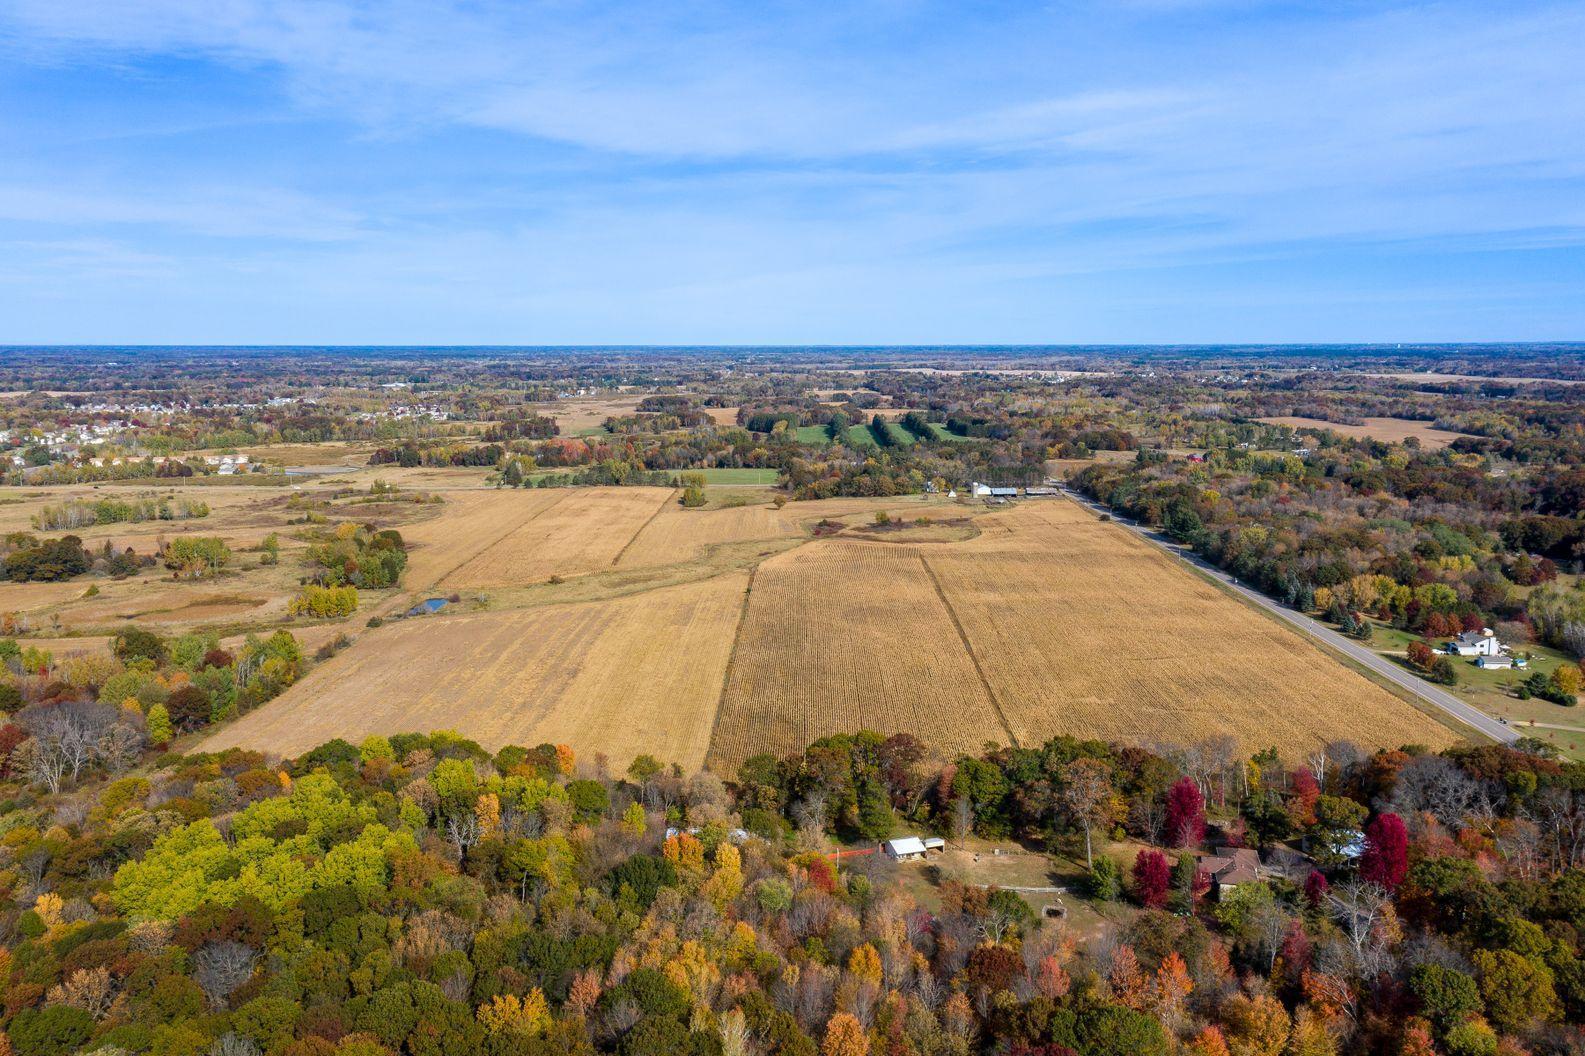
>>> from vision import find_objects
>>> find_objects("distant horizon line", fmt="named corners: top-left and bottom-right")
top-left (3, 341), bottom-right (1583, 352)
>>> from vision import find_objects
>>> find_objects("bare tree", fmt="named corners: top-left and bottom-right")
top-left (1324, 740), bottom-right (1366, 785)
top-left (1305, 750), bottom-right (1330, 786)
top-left (1389, 754), bottom-right (1482, 828)
top-left (1530, 787), bottom-right (1585, 871)
top-left (791, 790), bottom-right (829, 839)
top-left (192, 941), bottom-right (259, 1010)
top-left (1327, 881), bottom-right (1396, 979)
top-left (445, 813), bottom-right (481, 859)
top-left (210, 1034), bottom-right (261, 1056)
top-left (1202, 735), bottom-right (1240, 805)
top-left (978, 901), bottom-right (1021, 945)
top-left (1058, 758), bottom-right (1114, 867)
top-left (13, 739), bottom-right (67, 794)
top-left (951, 795), bottom-right (974, 841)
top-left (14, 702), bottom-right (139, 791)
top-left (97, 721), bottom-right (145, 774)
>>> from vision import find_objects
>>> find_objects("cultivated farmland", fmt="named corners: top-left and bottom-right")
top-left (615, 502), bottom-right (800, 569)
top-left (1256, 415), bottom-right (1474, 448)
top-left (438, 487), bottom-right (673, 589)
top-left (708, 543), bottom-right (1013, 770)
top-left (703, 500), bottom-right (1454, 772)
top-left (200, 572), bottom-right (749, 769)
top-left (173, 483), bottom-right (1456, 774)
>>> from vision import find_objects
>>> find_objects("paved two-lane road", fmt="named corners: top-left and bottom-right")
top-left (1060, 489), bottom-right (1517, 745)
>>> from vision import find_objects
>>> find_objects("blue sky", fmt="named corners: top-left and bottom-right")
top-left (1, 0), bottom-right (1581, 344)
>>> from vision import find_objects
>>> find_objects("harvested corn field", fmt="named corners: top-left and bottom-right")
top-left (396, 489), bottom-right (570, 588)
top-left (707, 543), bottom-right (1014, 771)
top-left (1256, 415), bottom-right (1474, 448)
top-left (925, 501), bottom-right (1449, 753)
top-left (438, 487), bottom-right (672, 589)
top-left (704, 500), bottom-right (1453, 772)
top-left (616, 502), bottom-right (800, 568)
top-left (200, 572), bottom-right (749, 769)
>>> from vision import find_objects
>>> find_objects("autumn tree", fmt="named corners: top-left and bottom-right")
top-left (1133, 849), bottom-right (1171, 908)
top-left (823, 1012), bottom-right (869, 1056)
top-left (1359, 812), bottom-right (1409, 891)
top-left (1166, 777), bottom-right (1206, 848)
top-left (1059, 757), bottom-right (1116, 866)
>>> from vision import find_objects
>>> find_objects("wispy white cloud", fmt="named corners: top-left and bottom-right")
top-left (0, 183), bottom-right (364, 241)
top-left (0, 0), bottom-right (1581, 340)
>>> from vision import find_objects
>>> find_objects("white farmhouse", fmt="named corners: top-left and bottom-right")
top-left (1445, 628), bottom-right (1503, 657)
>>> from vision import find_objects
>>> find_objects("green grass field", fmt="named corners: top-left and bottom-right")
top-left (1366, 619), bottom-right (1583, 744)
top-left (880, 421), bottom-right (916, 446)
top-left (689, 468), bottom-right (780, 485)
top-left (794, 425), bottom-right (833, 445)
top-left (843, 424), bottom-right (880, 449)
top-left (926, 422), bottom-right (971, 442)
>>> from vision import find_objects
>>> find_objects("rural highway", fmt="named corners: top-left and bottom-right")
top-left (1059, 489), bottom-right (1519, 745)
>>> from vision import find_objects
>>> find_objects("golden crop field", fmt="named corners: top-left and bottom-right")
top-left (11, 475), bottom-right (1456, 773)
top-left (928, 502), bottom-right (1448, 752)
top-left (522, 394), bottom-right (646, 432)
top-left (707, 542), bottom-right (1014, 772)
top-left (396, 488), bottom-right (569, 589)
top-left (438, 487), bottom-right (673, 589)
top-left (1257, 415), bottom-right (1474, 448)
top-left (199, 572), bottom-right (749, 769)
top-left (704, 500), bottom-right (1453, 773)
top-left (615, 502), bottom-right (801, 568)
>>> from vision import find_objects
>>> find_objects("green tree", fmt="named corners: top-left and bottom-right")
top-left (146, 702), bottom-right (173, 744)
top-left (1474, 949), bottom-right (1559, 1033)
top-left (1409, 963), bottom-right (1483, 1031)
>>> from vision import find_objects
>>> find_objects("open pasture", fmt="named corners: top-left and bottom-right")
top-left (1257, 415), bottom-right (1473, 448)
top-left (199, 572), bottom-right (749, 769)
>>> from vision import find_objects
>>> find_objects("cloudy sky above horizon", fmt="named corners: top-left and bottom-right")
top-left (2, 0), bottom-right (1582, 344)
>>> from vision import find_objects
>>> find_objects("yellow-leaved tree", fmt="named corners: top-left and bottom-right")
top-left (477, 990), bottom-right (549, 1036)
top-left (822, 1012), bottom-right (869, 1056)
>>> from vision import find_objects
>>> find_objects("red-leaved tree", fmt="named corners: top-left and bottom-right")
top-left (1165, 777), bottom-right (1206, 848)
top-left (1303, 868), bottom-right (1330, 907)
top-left (1359, 812), bottom-right (1409, 890)
top-left (1133, 849), bottom-right (1171, 908)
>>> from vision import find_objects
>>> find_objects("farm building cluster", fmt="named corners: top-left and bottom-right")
top-left (1443, 627), bottom-right (1530, 670)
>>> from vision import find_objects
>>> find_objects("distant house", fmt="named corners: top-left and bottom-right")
top-left (1476, 654), bottom-right (1517, 669)
top-left (406, 598), bottom-right (449, 617)
top-left (1197, 846), bottom-right (1261, 897)
top-left (1446, 628), bottom-right (1503, 657)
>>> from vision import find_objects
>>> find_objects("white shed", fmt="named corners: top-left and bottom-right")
top-left (883, 837), bottom-right (928, 861)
